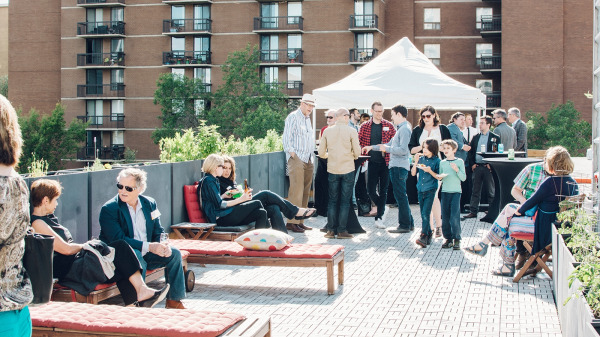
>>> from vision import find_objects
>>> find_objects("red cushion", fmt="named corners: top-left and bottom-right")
top-left (171, 240), bottom-right (343, 259)
top-left (183, 184), bottom-right (209, 223)
top-left (31, 302), bottom-right (244, 337)
top-left (510, 232), bottom-right (535, 241)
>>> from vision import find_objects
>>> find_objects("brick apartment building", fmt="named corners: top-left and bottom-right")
top-left (0, 2), bottom-right (7, 77)
top-left (8, 0), bottom-right (592, 161)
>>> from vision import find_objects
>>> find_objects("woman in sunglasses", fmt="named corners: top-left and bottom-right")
top-left (408, 105), bottom-right (452, 238)
top-left (198, 154), bottom-right (269, 229)
top-left (31, 179), bottom-right (169, 308)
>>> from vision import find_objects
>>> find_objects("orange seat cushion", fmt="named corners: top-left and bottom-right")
top-left (510, 232), bottom-right (535, 241)
top-left (171, 240), bottom-right (343, 259)
top-left (183, 184), bottom-right (209, 223)
top-left (31, 301), bottom-right (244, 337)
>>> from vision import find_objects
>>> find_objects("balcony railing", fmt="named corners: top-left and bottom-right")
top-left (480, 15), bottom-right (501, 32)
top-left (77, 0), bottom-right (125, 5)
top-left (253, 16), bottom-right (303, 31)
top-left (198, 84), bottom-right (212, 93)
top-left (163, 51), bottom-right (211, 65)
top-left (78, 145), bottom-right (125, 161)
top-left (479, 54), bottom-right (501, 71)
top-left (77, 115), bottom-right (125, 129)
top-left (349, 48), bottom-right (378, 63)
top-left (77, 84), bottom-right (125, 98)
top-left (486, 92), bottom-right (501, 108)
top-left (259, 49), bottom-right (303, 64)
top-left (266, 81), bottom-right (303, 97)
top-left (76, 52), bottom-right (125, 67)
top-left (349, 14), bottom-right (378, 30)
top-left (77, 21), bottom-right (125, 36)
top-left (162, 19), bottom-right (212, 34)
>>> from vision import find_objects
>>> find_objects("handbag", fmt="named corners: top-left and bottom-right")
top-left (23, 229), bottom-right (54, 304)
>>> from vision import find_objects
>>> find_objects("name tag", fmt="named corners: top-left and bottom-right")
top-left (151, 209), bottom-right (161, 220)
top-left (383, 127), bottom-right (390, 132)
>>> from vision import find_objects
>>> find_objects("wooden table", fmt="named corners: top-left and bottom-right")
top-left (171, 222), bottom-right (216, 240)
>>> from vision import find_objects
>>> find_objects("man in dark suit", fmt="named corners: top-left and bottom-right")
top-left (463, 116), bottom-right (501, 221)
top-left (508, 107), bottom-right (528, 156)
top-left (100, 168), bottom-right (186, 309)
top-left (447, 112), bottom-right (471, 213)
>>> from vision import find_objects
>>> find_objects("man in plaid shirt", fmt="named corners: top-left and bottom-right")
top-left (511, 162), bottom-right (547, 268)
top-left (358, 101), bottom-right (396, 228)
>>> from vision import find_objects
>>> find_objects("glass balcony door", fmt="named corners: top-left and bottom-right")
top-left (261, 3), bottom-right (278, 29)
top-left (261, 35), bottom-right (279, 62)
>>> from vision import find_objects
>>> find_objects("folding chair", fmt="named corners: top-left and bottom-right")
top-left (511, 231), bottom-right (552, 283)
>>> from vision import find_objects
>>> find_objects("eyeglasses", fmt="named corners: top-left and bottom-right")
top-left (421, 114), bottom-right (433, 119)
top-left (344, 114), bottom-right (350, 117)
top-left (116, 183), bottom-right (137, 192)
top-left (326, 116), bottom-right (334, 119)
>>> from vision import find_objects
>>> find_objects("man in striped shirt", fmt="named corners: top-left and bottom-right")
top-left (282, 94), bottom-right (317, 233)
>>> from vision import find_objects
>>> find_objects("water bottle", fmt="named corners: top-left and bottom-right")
top-left (508, 148), bottom-right (515, 160)
top-left (498, 143), bottom-right (504, 154)
top-left (480, 144), bottom-right (486, 153)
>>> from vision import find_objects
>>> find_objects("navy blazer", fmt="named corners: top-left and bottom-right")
top-left (467, 131), bottom-right (501, 167)
top-left (99, 194), bottom-right (164, 251)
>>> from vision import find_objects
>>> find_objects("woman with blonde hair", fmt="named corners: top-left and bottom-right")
top-left (0, 94), bottom-right (33, 336)
top-left (465, 146), bottom-right (579, 277)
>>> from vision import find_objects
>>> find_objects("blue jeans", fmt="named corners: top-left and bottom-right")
top-left (134, 247), bottom-right (186, 301)
top-left (389, 167), bottom-right (414, 230)
top-left (418, 189), bottom-right (436, 236)
top-left (367, 161), bottom-right (390, 220)
top-left (0, 306), bottom-right (31, 336)
top-left (441, 192), bottom-right (462, 240)
top-left (327, 171), bottom-right (355, 233)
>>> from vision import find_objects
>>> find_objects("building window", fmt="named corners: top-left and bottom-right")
top-left (261, 3), bottom-right (278, 29)
top-left (355, 33), bottom-right (374, 61)
top-left (476, 8), bottom-right (493, 29)
top-left (288, 66), bottom-right (301, 87)
top-left (288, 34), bottom-right (301, 62)
top-left (476, 80), bottom-right (493, 93)
top-left (287, 2), bottom-right (301, 24)
top-left (112, 131), bottom-right (124, 145)
top-left (111, 69), bottom-right (123, 84)
top-left (194, 68), bottom-right (211, 92)
top-left (424, 44), bottom-right (440, 66)
top-left (87, 100), bottom-right (103, 125)
top-left (194, 5), bottom-right (210, 31)
top-left (354, 0), bottom-right (374, 27)
top-left (424, 8), bottom-right (440, 30)
top-left (476, 43), bottom-right (493, 65)
top-left (263, 67), bottom-right (278, 84)
top-left (111, 7), bottom-right (123, 22)
top-left (111, 100), bottom-right (124, 121)
top-left (172, 68), bottom-right (185, 78)
top-left (172, 6), bottom-right (185, 27)
top-left (194, 100), bottom-right (206, 116)
top-left (172, 37), bottom-right (185, 58)
top-left (261, 35), bottom-right (279, 62)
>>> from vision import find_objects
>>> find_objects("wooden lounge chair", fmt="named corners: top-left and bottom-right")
top-left (171, 240), bottom-right (345, 295)
top-left (51, 250), bottom-right (195, 304)
top-left (31, 301), bottom-right (271, 337)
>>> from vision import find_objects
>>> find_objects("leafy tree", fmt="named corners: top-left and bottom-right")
top-left (209, 44), bottom-right (289, 138)
top-left (0, 75), bottom-right (7, 97)
top-left (18, 103), bottom-right (87, 172)
top-left (159, 122), bottom-right (224, 163)
top-left (525, 101), bottom-right (592, 156)
top-left (152, 73), bottom-right (211, 144)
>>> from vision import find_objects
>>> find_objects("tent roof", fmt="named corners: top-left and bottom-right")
top-left (313, 37), bottom-right (486, 110)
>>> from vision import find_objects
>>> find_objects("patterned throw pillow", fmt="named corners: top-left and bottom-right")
top-left (235, 229), bottom-right (294, 251)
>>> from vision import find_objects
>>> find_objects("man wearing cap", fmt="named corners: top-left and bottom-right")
top-left (283, 94), bottom-right (316, 233)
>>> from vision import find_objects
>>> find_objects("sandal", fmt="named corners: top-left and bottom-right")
top-left (491, 264), bottom-right (515, 277)
top-left (295, 208), bottom-right (317, 220)
top-left (464, 242), bottom-right (489, 257)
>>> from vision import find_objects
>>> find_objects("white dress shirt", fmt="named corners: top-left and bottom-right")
top-left (127, 198), bottom-right (150, 255)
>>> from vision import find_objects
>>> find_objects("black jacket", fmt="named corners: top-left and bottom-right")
top-left (467, 131), bottom-right (501, 166)
top-left (60, 239), bottom-right (112, 295)
top-left (408, 125), bottom-right (452, 153)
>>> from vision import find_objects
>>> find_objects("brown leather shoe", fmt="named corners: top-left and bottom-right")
top-left (285, 223), bottom-right (305, 233)
top-left (165, 299), bottom-right (186, 309)
top-left (462, 213), bottom-right (477, 219)
top-left (297, 223), bottom-right (312, 230)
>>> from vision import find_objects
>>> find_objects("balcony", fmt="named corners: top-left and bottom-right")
top-left (77, 145), bottom-right (125, 161)
top-left (77, 84), bottom-right (125, 98)
top-left (77, 115), bottom-right (125, 129)
top-left (162, 19), bottom-right (212, 35)
top-left (77, 0), bottom-right (125, 7)
top-left (349, 48), bottom-right (378, 64)
top-left (267, 81), bottom-right (303, 97)
top-left (77, 21), bottom-right (125, 37)
top-left (163, 0), bottom-right (212, 3)
top-left (163, 51), bottom-right (211, 66)
top-left (479, 54), bottom-right (501, 72)
top-left (480, 15), bottom-right (501, 37)
top-left (259, 49), bottom-right (303, 65)
top-left (485, 92), bottom-right (501, 108)
top-left (198, 84), bottom-right (212, 93)
top-left (253, 16), bottom-right (303, 33)
top-left (349, 14), bottom-right (379, 31)
top-left (76, 52), bottom-right (125, 68)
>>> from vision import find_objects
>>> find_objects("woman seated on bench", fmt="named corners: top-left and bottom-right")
top-left (218, 155), bottom-right (316, 233)
top-left (30, 179), bottom-right (169, 308)
top-left (464, 146), bottom-right (579, 277)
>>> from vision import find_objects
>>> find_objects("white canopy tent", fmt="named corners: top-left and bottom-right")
top-left (312, 37), bottom-right (486, 111)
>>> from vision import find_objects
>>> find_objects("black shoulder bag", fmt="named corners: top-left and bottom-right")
top-left (23, 229), bottom-right (55, 304)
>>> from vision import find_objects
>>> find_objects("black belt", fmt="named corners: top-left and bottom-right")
top-left (475, 163), bottom-right (486, 166)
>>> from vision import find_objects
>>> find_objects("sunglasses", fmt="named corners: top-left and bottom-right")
top-left (421, 114), bottom-right (433, 119)
top-left (116, 183), bottom-right (137, 193)
top-left (326, 116), bottom-right (334, 119)
top-left (217, 165), bottom-right (224, 168)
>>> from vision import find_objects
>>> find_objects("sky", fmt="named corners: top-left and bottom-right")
top-left (0, 0), bottom-right (8, 6)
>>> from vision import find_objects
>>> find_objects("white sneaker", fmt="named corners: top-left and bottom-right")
top-left (375, 219), bottom-right (386, 229)
top-left (381, 206), bottom-right (389, 222)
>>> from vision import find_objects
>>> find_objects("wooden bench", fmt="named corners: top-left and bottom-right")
top-left (31, 301), bottom-right (271, 337)
top-left (172, 240), bottom-right (345, 295)
top-left (51, 250), bottom-right (195, 304)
